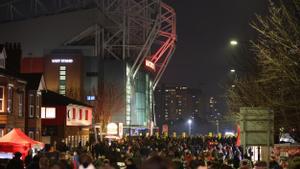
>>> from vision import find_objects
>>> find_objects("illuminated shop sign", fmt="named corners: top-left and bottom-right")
top-left (51, 59), bottom-right (73, 63)
top-left (86, 96), bottom-right (96, 101)
top-left (107, 122), bottom-right (124, 138)
top-left (107, 123), bottom-right (118, 135)
top-left (145, 59), bottom-right (156, 71)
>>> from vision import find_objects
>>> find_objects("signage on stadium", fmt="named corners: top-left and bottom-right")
top-left (145, 59), bottom-right (156, 71)
top-left (51, 59), bottom-right (73, 63)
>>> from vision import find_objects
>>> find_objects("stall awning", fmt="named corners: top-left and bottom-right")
top-left (0, 128), bottom-right (43, 147)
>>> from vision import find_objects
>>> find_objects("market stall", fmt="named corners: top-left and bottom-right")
top-left (0, 129), bottom-right (44, 159)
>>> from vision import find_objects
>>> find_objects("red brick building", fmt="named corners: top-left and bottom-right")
top-left (22, 74), bottom-right (46, 141)
top-left (0, 44), bottom-right (45, 141)
top-left (0, 46), bottom-right (26, 136)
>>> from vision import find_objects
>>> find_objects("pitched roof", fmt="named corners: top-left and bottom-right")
top-left (42, 90), bottom-right (92, 107)
top-left (20, 73), bottom-right (44, 90)
top-left (0, 68), bottom-right (26, 82)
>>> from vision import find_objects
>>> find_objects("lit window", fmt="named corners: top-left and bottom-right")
top-left (59, 66), bottom-right (66, 71)
top-left (41, 107), bottom-right (56, 119)
top-left (59, 66), bottom-right (67, 95)
top-left (18, 93), bottom-right (24, 117)
top-left (59, 85), bottom-right (66, 90)
top-left (7, 86), bottom-right (13, 113)
top-left (59, 71), bottom-right (66, 76)
top-left (59, 76), bottom-right (66, 80)
top-left (29, 94), bottom-right (34, 118)
top-left (59, 90), bottom-right (66, 95)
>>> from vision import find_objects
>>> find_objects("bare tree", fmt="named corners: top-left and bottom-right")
top-left (90, 83), bottom-right (125, 132)
top-left (65, 87), bottom-right (81, 100)
top-left (227, 0), bottom-right (300, 139)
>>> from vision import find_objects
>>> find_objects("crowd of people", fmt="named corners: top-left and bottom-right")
top-left (2, 136), bottom-right (300, 169)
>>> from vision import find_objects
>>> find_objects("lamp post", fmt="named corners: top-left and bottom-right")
top-left (188, 119), bottom-right (192, 136)
top-left (230, 40), bottom-right (238, 46)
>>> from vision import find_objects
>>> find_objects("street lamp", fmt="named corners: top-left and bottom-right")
top-left (230, 69), bottom-right (236, 73)
top-left (230, 40), bottom-right (238, 46)
top-left (187, 119), bottom-right (192, 136)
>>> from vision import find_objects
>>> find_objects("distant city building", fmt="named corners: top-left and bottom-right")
top-left (207, 96), bottom-right (224, 133)
top-left (208, 97), bottom-right (220, 119)
top-left (154, 84), bottom-right (204, 132)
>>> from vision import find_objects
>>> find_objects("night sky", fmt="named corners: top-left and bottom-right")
top-left (161, 0), bottom-right (268, 109)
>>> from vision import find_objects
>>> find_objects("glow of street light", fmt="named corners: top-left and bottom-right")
top-left (188, 119), bottom-right (192, 124)
top-left (230, 40), bottom-right (238, 46)
top-left (230, 69), bottom-right (236, 73)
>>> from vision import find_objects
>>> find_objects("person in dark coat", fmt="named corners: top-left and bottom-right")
top-left (6, 152), bottom-right (24, 169)
top-left (27, 155), bottom-right (40, 169)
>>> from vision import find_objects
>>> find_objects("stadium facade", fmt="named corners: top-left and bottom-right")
top-left (0, 0), bottom-right (176, 132)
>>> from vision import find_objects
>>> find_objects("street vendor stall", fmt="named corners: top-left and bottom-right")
top-left (0, 128), bottom-right (44, 159)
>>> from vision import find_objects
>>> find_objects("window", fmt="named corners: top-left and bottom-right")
top-left (7, 86), bottom-right (13, 113)
top-left (59, 66), bottom-right (66, 71)
top-left (79, 109), bottom-right (82, 120)
top-left (59, 76), bottom-right (66, 80)
top-left (72, 108), bottom-right (76, 119)
top-left (36, 131), bottom-right (39, 140)
top-left (85, 110), bottom-right (89, 120)
top-left (18, 93), bottom-right (24, 117)
top-left (28, 131), bottom-right (34, 139)
top-left (0, 58), bottom-right (5, 69)
top-left (41, 107), bottom-right (56, 119)
top-left (0, 86), bottom-right (4, 112)
top-left (59, 66), bottom-right (66, 95)
top-left (29, 94), bottom-right (34, 118)
top-left (0, 129), bottom-right (4, 137)
top-left (86, 72), bottom-right (98, 77)
top-left (36, 94), bottom-right (40, 118)
top-left (59, 70), bottom-right (66, 76)
top-left (59, 85), bottom-right (66, 90)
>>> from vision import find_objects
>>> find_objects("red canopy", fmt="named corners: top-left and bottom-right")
top-left (0, 128), bottom-right (44, 159)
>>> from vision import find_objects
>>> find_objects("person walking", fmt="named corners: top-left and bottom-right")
top-left (79, 154), bottom-right (96, 169)
top-left (6, 152), bottom-right (24, 169)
